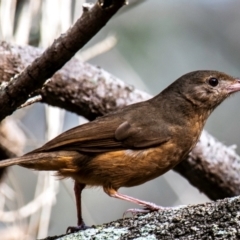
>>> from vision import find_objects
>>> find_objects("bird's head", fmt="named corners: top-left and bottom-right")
top-left (169, 70), bottom-right (240, 111)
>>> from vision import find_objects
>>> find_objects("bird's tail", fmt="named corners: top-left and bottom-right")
top-left (0, 151), bottom-right (82, 171)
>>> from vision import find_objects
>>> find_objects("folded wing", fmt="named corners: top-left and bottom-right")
top-left (29, 101), bottom-right (171, 154)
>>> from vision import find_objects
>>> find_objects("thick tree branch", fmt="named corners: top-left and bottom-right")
top-left (0, 42), bottom-right (150, 120)
top-left (0, 42), bottom-right (240, 201)
top-left (0, 0), bottom-right (126, 121)
top-left (45, 196), bottom-right (240, 239)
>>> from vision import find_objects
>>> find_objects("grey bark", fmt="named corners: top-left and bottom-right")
top-left (42, 196), bottom-right (240, 240)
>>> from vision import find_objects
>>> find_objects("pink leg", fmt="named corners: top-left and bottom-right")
top-left (66, 182), bottom-right (87, 233)
top-left (104, 188), bottom-right (165, 214)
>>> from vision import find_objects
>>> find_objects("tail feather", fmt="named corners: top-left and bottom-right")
top-left (0, 151), bottom-right (82, 171)
top-left (0, 157), bottom-right (29, 168)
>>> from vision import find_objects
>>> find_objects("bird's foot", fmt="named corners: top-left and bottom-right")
top-left (104, 189), bottom-right (167, 217)
top-left (123, 208), bottom-right (149, 218)
top-left (123, 202), bottom-right (167, 218)
top-left (66, 223), bottom-right (89, 233)
top-left (142, 202), bottom-right (165, 211)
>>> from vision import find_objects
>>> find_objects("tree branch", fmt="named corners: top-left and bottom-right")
top-left (44, 196), bottom-right (240, 239)
top-left (0, 0), bottom-right (126, 121)
top-left (0, 42), bottom-right (240, 201)
top-left (0, 42), bottom-right (150, 121)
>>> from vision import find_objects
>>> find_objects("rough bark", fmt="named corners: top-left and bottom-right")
top-left (43, 196), bottom-right (240, 239)
top-left (0, 42), bottom-right (240, 201)
top-left (0, 0), bottom-right (126, 121)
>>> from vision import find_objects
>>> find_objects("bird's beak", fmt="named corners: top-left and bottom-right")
top-left (227, 79), bottom-right (240, 93)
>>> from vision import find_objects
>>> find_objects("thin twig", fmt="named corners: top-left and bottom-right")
top-left (0, 185), bottom-right (56, 222)
top-left (79, 35), bottom-right (117, 61)
top-left (18, 95), bottom-right (42, 109)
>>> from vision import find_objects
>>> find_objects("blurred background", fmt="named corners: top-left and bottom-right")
top-left (0, 0), bottom-right (240, 239)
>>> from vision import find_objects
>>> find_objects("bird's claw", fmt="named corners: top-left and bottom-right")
top-left (123, 204), bottom-right (165, 218)
top-left (66, 223), bottom-right (89, 233)
top-left (123, 208), bottom-right (149, 218)
top-left (142, 203), bottom-right (165, 211)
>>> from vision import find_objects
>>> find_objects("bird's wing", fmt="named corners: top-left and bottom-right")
top-left (29, 102), bottom-right (171, 154)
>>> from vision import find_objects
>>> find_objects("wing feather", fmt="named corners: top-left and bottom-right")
top-left (29, 101), bottom-right (171, 154)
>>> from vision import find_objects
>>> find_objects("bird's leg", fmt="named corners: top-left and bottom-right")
top-left (66, 182), bottom-right (87, 233)
top-left (104, 188), bottom-right (165, 215)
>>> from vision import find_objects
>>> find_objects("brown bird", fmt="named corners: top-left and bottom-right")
top-left (0, 70), bottom-right (240, 232)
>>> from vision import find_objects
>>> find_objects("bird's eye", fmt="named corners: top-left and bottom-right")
top-left (208, 78), bottom-right (219, 87)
